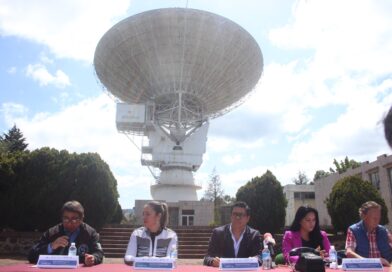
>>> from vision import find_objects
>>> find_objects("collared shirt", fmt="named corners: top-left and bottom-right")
top-left (229, 224), bottom-right (246, 257)
top-left (346, 228), bottom-right (392, 258)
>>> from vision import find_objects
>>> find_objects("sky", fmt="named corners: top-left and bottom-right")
top-left (1, 0), bottom-right (392, 209)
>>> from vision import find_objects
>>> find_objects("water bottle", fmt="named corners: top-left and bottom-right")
top-left (261, 245), bottom-right (271, 270)
top-left (170, 244), bottom-right (178, 259)
top-left (68, 242), bottom-right (77, 256)
top-left (329, 245), bottom-right (337, 269)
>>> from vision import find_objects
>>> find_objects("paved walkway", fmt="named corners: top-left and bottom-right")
top-left (0, 255), bottom-right (203, 266)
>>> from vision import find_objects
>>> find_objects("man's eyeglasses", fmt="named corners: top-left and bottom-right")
top-left (62, 217), bottom-right (81, 224)
top-left (232, 212), bottom-right (247, 219)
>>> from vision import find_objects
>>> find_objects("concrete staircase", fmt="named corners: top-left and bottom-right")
top-left (100, 225), bottom-right (213, 259)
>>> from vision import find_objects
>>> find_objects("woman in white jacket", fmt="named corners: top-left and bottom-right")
top-left (124, 201), bottom-right (178, 264)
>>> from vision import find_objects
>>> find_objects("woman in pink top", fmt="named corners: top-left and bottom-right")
top-left (282, 206), bottom-right (331, 264)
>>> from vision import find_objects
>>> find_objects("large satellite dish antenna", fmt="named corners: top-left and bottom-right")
top-left (94, 8), bottom-right (263, 202)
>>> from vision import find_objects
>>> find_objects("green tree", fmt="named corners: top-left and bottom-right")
top-left (236, 170), bottom-right (287, 234)
top-left (292, 171), bottom-right (310, 185)
top-left (329, 156), bottom-right (361, 174)
top-left (0, 125), bottom-right (28, 152)
top-left (204, 168), bottom-right (223, 224)
top-left (110, 204), bottom-right (124, 223)
top-left (0, 141), bottom-right (7, 153)
top-left (203, 168), bottom-right (224, 224)
top-left (0, 147), bottom-right (120, 231)
top-left (313, 170), bottom-right (329, 181)
top-left (326, 176), bottom-right (388, 232)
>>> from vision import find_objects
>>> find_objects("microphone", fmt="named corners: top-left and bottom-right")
top-left (263, 233), bottom-right (275, 256)
top-left (58, 235), bottom-right (71, 255)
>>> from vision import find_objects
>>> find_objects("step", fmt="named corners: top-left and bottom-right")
top-left (100, 230), bottom-right (212, 234)
top-left (102, 248), bottom-right (126, 254)
top-left (101, 243), bottom-right (128, 248)
top-left (101, 237), bottom-right (211, 242)
top-left (176, 233), bottom-right (211, 237)
top-left (100, 225), bottom-right (213, 260)
top-left (104, 252), bottom-right (125, 258)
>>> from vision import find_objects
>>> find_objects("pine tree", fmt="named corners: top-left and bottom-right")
top-left (0, 125), bottom-right (28, 152)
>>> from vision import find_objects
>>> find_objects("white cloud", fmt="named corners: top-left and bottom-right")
top-left (206, 0), bottom-right (392, 191)
top-left (269, 0), bottom-right (392, 77)
top-left (1, 94), bottom-right (154, 207)
top-left (39, 53), bottom-right (54, 64)
top-left (222, 154), bottom-right (242, 166)
top-left (26, 63), bottom-right (71, 88)
top-left (1, 102), bottom-right (29, 126)
top-left (7, 66), bottom-right (16, 74)
top-left (0, 0), bottom-right (131, 62)
top-left (2, 0), bottom-right (392, 207)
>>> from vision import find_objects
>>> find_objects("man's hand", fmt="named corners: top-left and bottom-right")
top-left (212, 257), bottom-right (220, 267)
top-left (51, 236), bottom-right (69, 250)
top-left (84, 254), bottom-right (95, 266)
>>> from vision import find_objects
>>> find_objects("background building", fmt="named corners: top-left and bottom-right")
top-left (315, 154), bottom-right (392, 228)
top-left (134, 200), bottom-right (214, 227)
top-left (283, 184), bottom-right (315, 226)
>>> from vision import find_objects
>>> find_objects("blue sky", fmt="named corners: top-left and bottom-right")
top-left (1, 0), bottom-right (392, 209)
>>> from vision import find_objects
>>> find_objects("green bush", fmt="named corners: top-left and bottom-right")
top-left (0, 147), bottom-right (121, 231)
top-left (236, 170), bottom-right (287, 234)
top-left (326, 175), bottom-right (388, 233)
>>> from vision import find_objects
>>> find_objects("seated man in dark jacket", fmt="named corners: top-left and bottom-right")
top-left (28, 200), bottom-right (104, 266)
top-left (204, 201), bottom-right (262, 267)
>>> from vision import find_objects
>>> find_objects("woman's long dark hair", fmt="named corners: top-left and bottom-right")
top-left (290, 206), bottom-right (324, 249)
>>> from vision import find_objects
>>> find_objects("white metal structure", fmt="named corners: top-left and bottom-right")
top-left (94, 8), bottom-right (263, 202)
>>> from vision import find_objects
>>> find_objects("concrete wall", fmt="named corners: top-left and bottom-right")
top-left (315, 154), bottom-right (392, 228)
top-left (134, 199), bottom-right (214, 227)
top-left (0, 231), bottom-right (40, 255)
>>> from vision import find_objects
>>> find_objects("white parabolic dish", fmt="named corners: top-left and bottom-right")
top-left (94, 8), bottom-right (263, 119)
top-left (94, 8), bottom-right (263, 202)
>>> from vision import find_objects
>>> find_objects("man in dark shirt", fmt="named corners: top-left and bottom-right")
top-left (204, 201), bottom-right (262, 267)
top-left (28, 200), bottom-right (104, 266)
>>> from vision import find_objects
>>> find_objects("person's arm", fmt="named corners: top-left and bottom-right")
top-left (166, 232), bottom-right (178, 257)
top-left (345, 228), bottom-right (362, 258)
top-left (388, 229), bottom-right (392, 248)
top-left (203, 228), bottom-right (221, 266)
top-left (282, 231), bottom-right (296, 264)
top-left (85, 230), bottom-right (104, 265)
top-left (124, 231), bottom-right (138, 265)
top-left (28, 230), bottom-right (53, 263)
top-left (250, 230), bottom-right (262, 257)
top-left (321, 231), bottom-right (331, 257)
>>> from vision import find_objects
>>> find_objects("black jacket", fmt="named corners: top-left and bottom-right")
top-left (203, 224), bottom-right (262, 266)
top-left (28, 222), bottom-right (104, 265)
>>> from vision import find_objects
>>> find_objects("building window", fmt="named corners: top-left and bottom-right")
top-left (294, 192), bottom-right (315, 200)
top-left (181, 209), bottom-right (194, 226)
top-left (369, 172), bottom-right (380, 190)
